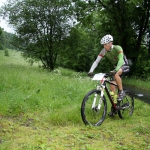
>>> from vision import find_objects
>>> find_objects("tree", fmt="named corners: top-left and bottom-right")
top-left (0, 28), bottom-right (2, 35)
top-left (1, 0), bottom-right (74, 70)
top-left (0, 27), bottom-right (3, 49)
top-left (133, 0), bottom-right (150, 58)
top-left (58, 26), bottom-right (94, 72)
top-left (73, 0), bottom-right (150, 76)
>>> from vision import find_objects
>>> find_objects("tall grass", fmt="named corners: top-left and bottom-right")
top-left (0, 50), bottom-right (93, 123)
top-left (0, 50), bottom-right (150, 150)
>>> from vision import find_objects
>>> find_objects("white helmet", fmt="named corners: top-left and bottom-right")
top-left (100, 34), bottom-right (113, 44)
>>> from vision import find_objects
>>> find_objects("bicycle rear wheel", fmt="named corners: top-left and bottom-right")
top-left (81, 89), bottom-right (107, 126)
top-left (118, 90), bottom-right (134, 119)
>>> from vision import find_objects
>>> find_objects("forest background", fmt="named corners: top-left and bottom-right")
top-left (0, 0), bottom-right (149, 80)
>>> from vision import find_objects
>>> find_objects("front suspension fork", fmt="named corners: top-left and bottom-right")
top-left (92, 85), bottom-right (105, 110)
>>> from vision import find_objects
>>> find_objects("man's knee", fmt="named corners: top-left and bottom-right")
top-left (115, 69), bottom-right (122, 77)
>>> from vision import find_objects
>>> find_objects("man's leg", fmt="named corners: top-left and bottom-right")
top-left (114, 69), bottom-right (125, 101)
top-left (108, 77), bottom-right (118, 116)
top-left (114, 68), bottom-right (122, 90)
top-left (110, 82), bottom-right (116, 93)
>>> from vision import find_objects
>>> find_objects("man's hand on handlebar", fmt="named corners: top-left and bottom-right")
top-left (87, 72), bottom-right (94, 77)
top-left (109, 70), bottom-right (117, 76)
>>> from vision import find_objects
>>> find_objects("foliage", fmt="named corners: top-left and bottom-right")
top-left (0, 30), bottom-right (15, 50)
top-left (58, 27), bottom-right (95, 72)
top-left (0, 27), bottom-right (2, 49)
top-left (72, 0), bottom-right (150, 77)
top-left (0, 0), bottom-right (149, 78)
top-left (1, 0), bottom-right (74, 70)
top-left (134, 47), bottom-right (150, 79)
top-left (4, 49), bottom-right (9, 56)
top-left (0, 27), bottom-right (2, 35)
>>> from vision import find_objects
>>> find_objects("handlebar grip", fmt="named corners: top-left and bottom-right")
top-left (88, 72), bottom-right (94, 77)
top-left (104, 73), bottom-right (110, 77)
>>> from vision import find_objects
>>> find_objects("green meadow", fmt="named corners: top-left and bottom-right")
top-left (0, 50), bottom-right (150, 150)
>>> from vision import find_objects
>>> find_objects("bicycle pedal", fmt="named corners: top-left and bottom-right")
top-left (108, 112), bottom-right (115, 117)
top-left (121, 104), bottom-right (130, 109)
top-left (116, 105), bottom-right (121, 110)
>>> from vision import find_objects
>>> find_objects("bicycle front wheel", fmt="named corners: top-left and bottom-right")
top-left (118, 90), bottom-right (134, 119)
top-left (81, 89), bottom-right (107, 126)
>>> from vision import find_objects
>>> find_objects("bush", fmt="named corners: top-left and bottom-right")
top-left (4, 49), bottom-right (9, 56)
top-left (134, 52), bottom-right (150, 80)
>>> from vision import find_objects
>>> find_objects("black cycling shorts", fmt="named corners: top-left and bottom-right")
top-left (120, 65), bottom-right (130, 77)
top-left (111, 65), bottom-right (130, 81)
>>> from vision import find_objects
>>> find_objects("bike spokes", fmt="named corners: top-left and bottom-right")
top-left (118, 90), bottom-right (134, 119)
top-left (81, 89), bottom-right (107, 126)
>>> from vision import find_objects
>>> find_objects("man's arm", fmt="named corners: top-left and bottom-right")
top-left (115, 52), bottom-right (124, 71)
top-left (89, 55), bottom-right (102, 73)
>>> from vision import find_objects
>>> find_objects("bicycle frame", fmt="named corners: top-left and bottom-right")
top-left (93, 73), bottom-right (118, 110)
top-left (103, 79), bottom-right (118, 109)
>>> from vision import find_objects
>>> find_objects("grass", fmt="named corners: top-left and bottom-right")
top-left (123, 77), bottom-right (150, 91)
top-left (0, 49), bottom-right (150, 150)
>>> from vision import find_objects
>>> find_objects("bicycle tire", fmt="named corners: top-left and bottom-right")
top-left (81, 89), bottom-right (107, 126)
top-left (118, 90), bottom-right (134, 119)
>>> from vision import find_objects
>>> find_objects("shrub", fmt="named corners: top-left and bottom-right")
top-left (4, 49), bottom-right (9, 56)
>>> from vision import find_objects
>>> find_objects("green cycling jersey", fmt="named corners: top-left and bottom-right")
top-left (99, 45), bottom-right (127, 71)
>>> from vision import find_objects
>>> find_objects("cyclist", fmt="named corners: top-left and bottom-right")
top-left (88, 34), bottom-right (130, 116)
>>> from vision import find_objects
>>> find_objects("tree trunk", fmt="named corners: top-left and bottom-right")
top-left (135, 0), bottom-right (149, 61)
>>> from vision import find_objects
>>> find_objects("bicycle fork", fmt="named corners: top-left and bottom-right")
top-left (92, 85), bottom-right (105, 110)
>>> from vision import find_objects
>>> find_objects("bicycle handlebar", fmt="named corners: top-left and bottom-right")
top-left (88, 73), bottom-right (112, 78)
top-left (104, 73), bottom-right (113, 78)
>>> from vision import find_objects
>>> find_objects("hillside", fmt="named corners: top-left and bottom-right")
top-left (0, 50), bottom-right (150, 150)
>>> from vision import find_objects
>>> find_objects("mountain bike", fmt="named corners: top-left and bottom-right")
top-left (81, 73), bottom-right (134, 126)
